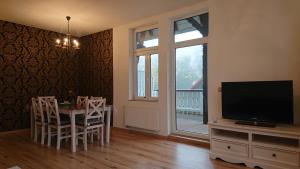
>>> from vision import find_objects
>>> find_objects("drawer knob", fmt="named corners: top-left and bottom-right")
top-left (227, 146), bottom-right (231, 149)
top-left (272, 154), bottom-right (276, 157)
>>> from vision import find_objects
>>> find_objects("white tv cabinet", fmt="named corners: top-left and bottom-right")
top-left (209, 119), bottom-right (300, 169)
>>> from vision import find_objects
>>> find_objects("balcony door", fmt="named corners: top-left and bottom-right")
top-left (172, 12), bottom-right (208, 138)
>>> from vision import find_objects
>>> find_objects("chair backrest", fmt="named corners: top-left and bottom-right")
top-left (90, 96), bottom-right (102, 100)
top-left (46, 98), bottom-right (60, 125)
top-left (85, 99), bottom-right (105, 125)
top-left (90, 97), bottom-right (106, 107)
top-left (37, 96), bottom-right (55, 123)
top-left (31, 97), bottom-right (39, 119)
top-left (77, 96), bottom-right (88, 108)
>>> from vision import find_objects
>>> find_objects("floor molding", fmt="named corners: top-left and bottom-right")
top-left (168, 134), bottom-right (210, 148)
top-left (0, 128), bottom-right (30, 135)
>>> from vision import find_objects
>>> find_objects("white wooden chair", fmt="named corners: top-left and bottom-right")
top-left (46, 98), bottom-right (72, 150)
top-left (89, 96), bottom-right (103, 143)
top-left (76, 96), bottom-right (91, 141)
top-left (89, 97), bottom-right (106, 143)
top-left (34, 96), bottom-right (55, 145)
top-left (76, 99), bottom-right (105, 151)
top-left (32, 98), bottom-right (42, 143)
top-left (77, 96), bottom-right (88, 108)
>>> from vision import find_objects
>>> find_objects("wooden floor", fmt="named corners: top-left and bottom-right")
top-left (0, 128), bottom-right (249, 169)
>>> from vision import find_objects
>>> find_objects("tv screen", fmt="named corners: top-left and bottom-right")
top-left (222, 80), bottom-right (293, 124)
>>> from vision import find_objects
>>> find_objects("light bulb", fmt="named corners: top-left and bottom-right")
top-left (64, 38), bottom-right (68, 42)
top-left (56, 39), bottom-right (60, 44)
top-left (73, 40), bottom-right (79, 47)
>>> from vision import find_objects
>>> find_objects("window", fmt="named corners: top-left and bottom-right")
top-left (174, 13), bottom-right (208, 43)
top-left (136, 28), bottom-right (159, 49)
top-left (150, 54), bottom-right (158, 97)
top-left (136, 55), bottom-right (146, 97)
top-left (133, 27), bottom-right (159, 100)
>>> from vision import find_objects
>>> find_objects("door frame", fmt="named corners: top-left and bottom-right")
top-left (169, 11), bottom-right (209, 140)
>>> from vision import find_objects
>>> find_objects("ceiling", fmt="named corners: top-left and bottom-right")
top-left (0, 0), bottom-right (203, 37)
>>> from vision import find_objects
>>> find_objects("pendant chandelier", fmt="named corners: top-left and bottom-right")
top-left (55, 16), bottom-right (79, 49)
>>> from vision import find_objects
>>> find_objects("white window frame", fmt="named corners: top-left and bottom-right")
top-left (132, 25), bottom-right (159, 101)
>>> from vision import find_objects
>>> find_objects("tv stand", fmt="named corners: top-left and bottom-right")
top-left (209, 119), bottom-right (300, 169)
top-left (235, 120), bottom-right (276, 128)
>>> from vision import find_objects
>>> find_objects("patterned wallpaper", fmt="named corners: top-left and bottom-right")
top-left (0, 20), bottom-right (79, 131)
top-left (78, 29), bottom-right (113, 105)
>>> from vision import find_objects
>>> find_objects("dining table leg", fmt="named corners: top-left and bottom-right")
top-left (71, 112), bottom-right (76, 152)
top-left (30, 106), bottom-right (34, 139)
top-left (106, 106), bottom-right (111, 143)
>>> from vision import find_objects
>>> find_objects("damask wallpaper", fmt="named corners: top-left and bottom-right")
top-left (78, 29), bottom-right (113, 105)
top-left (0, 20), bottom-right (113, 132)
top-left (0, 20), bottom-right (113, 131)
top-left (0, 20), bottom-right (79, 131)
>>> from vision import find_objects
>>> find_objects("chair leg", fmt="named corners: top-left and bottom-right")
top-left (34, 124), bottom-right (38, 143)
top-left (41, 125), bottom-right (45, 145)
top-left (57, 127), bottom-right (61, 150)
top-left (76, 129), bottom-right (78, 146)
top-left (97, 128), bottom-right (100, 140)
top-left (65, 128), bottom-right (69, 143)
top-left (48, 127), bottom-right (51, 147)
top-left (84, 129), bottom-right (87, 151)
top-left (101, 127), bottom-right (104, 146)
top-left (91, 130), bottom-right (94, 143)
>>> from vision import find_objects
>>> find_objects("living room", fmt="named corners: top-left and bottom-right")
top-left (0, 0), bottom-right (299, 169)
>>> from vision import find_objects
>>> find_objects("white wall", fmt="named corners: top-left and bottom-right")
top-left (208, 0), bottom-right (300, 124)
top-left (113, 0), bottom-right (300, 136)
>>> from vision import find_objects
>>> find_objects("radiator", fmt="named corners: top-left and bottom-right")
top-left (124, 106), bottom-right (160, 131)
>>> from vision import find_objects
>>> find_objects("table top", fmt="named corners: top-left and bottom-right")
top-left (59, 107), bottom-right (85, 115)
top-left (59, 105), bottom-right (112, 115)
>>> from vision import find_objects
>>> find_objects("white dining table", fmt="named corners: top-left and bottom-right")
top-left (59, 105), bottom-right (112, 152)
top-left (30, 105), bottom-right (112, 153)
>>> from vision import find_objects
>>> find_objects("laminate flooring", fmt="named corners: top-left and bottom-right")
top-left (0, 128), bottom-right (249, 169)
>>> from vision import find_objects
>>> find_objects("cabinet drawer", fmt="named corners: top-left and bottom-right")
top-left (252, 146), bottom-right (299, 166)
top-left (211, 139), bottom-right (248, 157)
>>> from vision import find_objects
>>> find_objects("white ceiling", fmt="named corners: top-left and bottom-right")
top-left (0, 0), bottom-right (203, 37)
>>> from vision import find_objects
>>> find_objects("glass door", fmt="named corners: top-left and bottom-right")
top-left (172, 12), bottom-right (208, 137)
top-left (175, 44), bottom-right (208, 135)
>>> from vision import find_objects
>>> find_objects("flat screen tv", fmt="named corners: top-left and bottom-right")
top-left (222, 80), bottom-right (293, 125)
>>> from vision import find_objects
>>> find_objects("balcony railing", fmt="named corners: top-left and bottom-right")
top-left (176, 89), bottom-right (203, 115)
top-left (136, 83), bottom-right (204, 115)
